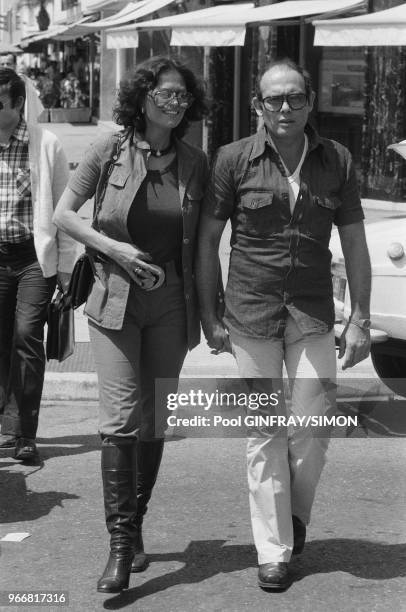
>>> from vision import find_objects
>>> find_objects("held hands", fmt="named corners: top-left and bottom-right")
top-left (338, 322), bottom-right (371, 370)
top-left (202, 317), bottom-right (232, 355)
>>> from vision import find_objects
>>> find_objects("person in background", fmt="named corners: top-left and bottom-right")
top-left (196, 57), bottom-right (371, 591)
top-left (53, 56), bottom-right (208, 593)
top-left (0, 53), bottom-right (16, 69)
top-left (0, 69), bottom-right (76, 462)
top-left (39, 63), bottom-right (60, 109)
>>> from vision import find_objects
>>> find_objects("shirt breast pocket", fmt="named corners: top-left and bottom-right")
top-left (108, 166), bottom-right (130, 189)
top-left (311, 194), bottom-right (341, 238)
top-left (16, 169), bottom-right (31, 198)
top-left (239, 191), bottom-right (276, 237)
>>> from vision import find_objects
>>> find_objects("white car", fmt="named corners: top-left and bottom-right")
top-left (330, 216), bottom-right (406, 396)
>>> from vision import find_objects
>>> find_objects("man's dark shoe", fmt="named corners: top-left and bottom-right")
top-left (14, 438), bottom-right (39, 462)
top-left (0, 434), bottom-right (17, 448)
top-left (292, 515), bottom-right (306, 555)
top-left (258, 562), bottom-right (291, 590)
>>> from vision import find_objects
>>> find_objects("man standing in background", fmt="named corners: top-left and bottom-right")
top-left (0, 69), bottom-right (76, 462)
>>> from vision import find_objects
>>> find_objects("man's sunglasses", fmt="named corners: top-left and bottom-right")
top-left (260, 93), bottom-right (308, 112)
top-left (148, 89), bottom-right (194, 109)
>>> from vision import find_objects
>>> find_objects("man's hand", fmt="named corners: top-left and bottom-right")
top-left (57, 271), bottom-right (71, 294)
top-left (202, 317), bottom-right (232, 354)
top-left (338, 322), bottom-right (371, 369)
top-left (338, 222), bottom-right (371, 370)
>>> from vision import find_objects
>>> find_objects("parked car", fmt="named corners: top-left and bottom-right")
top-left (331, 213), bottom-right (406, 397)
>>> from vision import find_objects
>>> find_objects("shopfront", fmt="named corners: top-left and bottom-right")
top-left (20, 27), bottom-right (100, 123)
top-left (313, 0), bottom-right (406, 201)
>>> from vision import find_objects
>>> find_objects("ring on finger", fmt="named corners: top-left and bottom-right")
top-left (134, 266), bottom-right (143, 275)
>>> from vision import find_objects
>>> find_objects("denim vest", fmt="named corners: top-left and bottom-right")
top-left (77, 129), bottom-right (207, 349)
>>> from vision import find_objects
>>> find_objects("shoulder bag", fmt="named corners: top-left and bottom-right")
top-left (66, 131), bottom-right (123, 309)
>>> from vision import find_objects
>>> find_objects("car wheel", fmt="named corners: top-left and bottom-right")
top-left (371, 347), bottom-right (406, 397)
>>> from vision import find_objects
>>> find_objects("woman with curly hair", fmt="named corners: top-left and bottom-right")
top-left (53, 56), bottom-right (209, 593)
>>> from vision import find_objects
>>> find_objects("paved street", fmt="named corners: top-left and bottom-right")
top-left (1, 401), bottom-right (406, 612)
top-left (0, 122), bottom-right (405, 611)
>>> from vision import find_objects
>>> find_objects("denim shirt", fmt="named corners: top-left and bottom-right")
top-left (203, 124), bottom-right (364, 338)
top-left (69, 128), bottom-right (208, 349)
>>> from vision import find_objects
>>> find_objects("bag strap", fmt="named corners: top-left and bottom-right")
top-left (85, 131), bottom-right (125, 264)
top-left (92, 130), bottom-right (124, 227)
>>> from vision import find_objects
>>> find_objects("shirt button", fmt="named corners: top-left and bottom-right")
top-left (183, 238), bottom-right (190, 245)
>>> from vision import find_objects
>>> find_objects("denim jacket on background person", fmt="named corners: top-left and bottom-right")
top-left (68, 128), bottom-right (209, 349)
top-left (203, 123), bottom-right (365, 339)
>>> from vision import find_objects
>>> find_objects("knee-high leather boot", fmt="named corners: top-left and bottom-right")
top-left (97, 437), bottom-right (137, 593)
top-left (131, 439), bottom-right (164, 572)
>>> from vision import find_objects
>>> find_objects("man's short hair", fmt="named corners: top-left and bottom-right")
top-left (256, 58), bottom-right (313, 100)
top-left (0, 68), bottom-right (26, 108)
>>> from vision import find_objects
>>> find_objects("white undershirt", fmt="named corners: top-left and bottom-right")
top-left (276, 134), bottom-right (308, 214)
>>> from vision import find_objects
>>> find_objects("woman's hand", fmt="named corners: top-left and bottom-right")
top-left (109, 241), bottom-right (157, 286)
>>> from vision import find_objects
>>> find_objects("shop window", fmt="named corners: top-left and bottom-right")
top-left (317, 48), bottom-right (365, 172)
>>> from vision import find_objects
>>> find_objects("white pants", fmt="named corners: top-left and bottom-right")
top-left (229, 316), bottom-right (337, 564)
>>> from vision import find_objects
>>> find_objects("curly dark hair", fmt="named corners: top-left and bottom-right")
top-left (112, 56), bottom-right (208, 139)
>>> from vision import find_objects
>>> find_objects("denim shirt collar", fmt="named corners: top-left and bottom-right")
top-left (249, 123), bottom-right (323, 161)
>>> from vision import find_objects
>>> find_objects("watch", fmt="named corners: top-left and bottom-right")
top-left (349, 318), bottom-right (371, 330)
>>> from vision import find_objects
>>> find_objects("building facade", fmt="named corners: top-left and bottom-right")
top-left (2, 0), bottom-right (405, 200)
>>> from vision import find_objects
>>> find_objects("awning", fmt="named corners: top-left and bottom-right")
top-left (20, 26), bottom-right (66, 47)
top-left (20, 16), bottom-right (95, 47)
top-left (106, 0), bottom-right (366, 48)
top-left (106, 4), bottom-right (253, 48)
top-left (313, 4), bottom-right (406, 46)
top-left (20, 0), bottom-right (177, 47)
top-left (55, 16), bottom-right (100, 41)
top-left (78, 0), bottom-right (177, 31)
top-left (106, 28), bottom-right (139, 50)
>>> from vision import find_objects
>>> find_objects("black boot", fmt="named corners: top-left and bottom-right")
top-left (131, 439), bottom-right (164, 573)
top-left (97, 438), bottom-right (137, 593)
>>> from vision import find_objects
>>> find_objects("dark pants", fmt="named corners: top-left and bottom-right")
top-left (0, 251), bottom-right (56, 440)
top-left (89, 272), bottom-right (188, 440)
